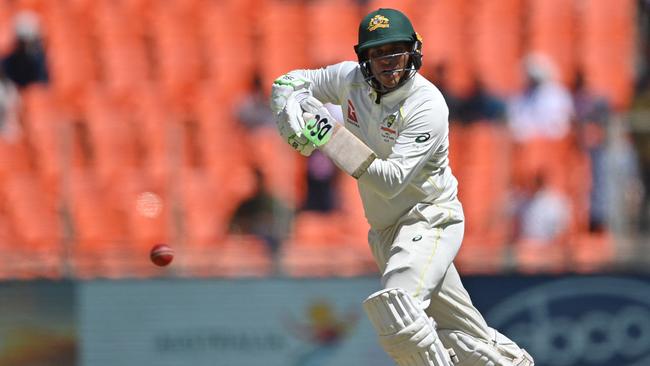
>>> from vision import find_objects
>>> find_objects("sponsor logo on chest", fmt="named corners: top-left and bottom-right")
top-left (346, 99), bottom-right (360, 127)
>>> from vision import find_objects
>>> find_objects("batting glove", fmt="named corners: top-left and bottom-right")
top-left (276, 94), bottom-right (315, 156)
top-left (300, 96), bottom-right (336, 147)
top-left (270, 73), bottom-right (311, 115)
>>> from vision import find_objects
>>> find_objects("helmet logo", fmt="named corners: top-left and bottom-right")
top-left (368, 15), bottom-right (390, 32)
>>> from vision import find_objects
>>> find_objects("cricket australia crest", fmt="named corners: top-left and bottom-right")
top-left (380, 113), bottom-right (398, 143)
top-left (368, 15), bottom-right (390, 31)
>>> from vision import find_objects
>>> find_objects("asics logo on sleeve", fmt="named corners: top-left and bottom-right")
top-left (415, 133), bottom-right (431, 143)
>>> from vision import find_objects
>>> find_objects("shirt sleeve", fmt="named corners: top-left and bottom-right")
top-left (359, 98), bottom-right (449, 199)
top-left (285, 61), bottom-right (357, 106)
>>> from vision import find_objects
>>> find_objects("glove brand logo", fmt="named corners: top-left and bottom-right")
top-left (368, 15), bottom-right (390, 31)
top-left (486, 277), bottom-right (650, 366)
top-left (412, 235), bottom-right (422, 242)
top-left (306, 114), bottom-right (333, 145)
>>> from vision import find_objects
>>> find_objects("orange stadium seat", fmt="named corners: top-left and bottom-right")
top-left (106, 170), bottom-right (172, 251)
top-left (281, 242), bottom-right (374, 278)
top-left (144, 0), bottom-right (214, 113)
top-left (192, 86), bottom-right (258, 202)
top-left (89, 0), bottom-right (151, 102)
top-left (1, 173), bottom-right (64, 278)
top-left (215, 234), bottom-right (273, 277)
top-left (199, 0), bottom-right (256, 100)
top-left (128, 85), bottom-right (175, 186)
top-left (454, 122), bottom-right (511, 273)
top-left (0, 2), bottom-right (13, 55)
top-left (306, 0), bottom-right (359, 66)
top-left (247, 127), bottom-right (307, 208)
top-left (510, 135), bottom-right (591, 237)
top-left (512, 238), bottom-right (569, 274)
top-left (19, 85), bottom-right (65, 189)
top-left (363, 0), bottom-right (418, 15)
top-left (178, 169), bottom-right (226, 247)
top-left (416, 0), bottom-right (472, 94)
top-left (469, 0), bottom-right (524, 95)
top-left (336, 174), bottom-right (370, 246)
top-left (82, 89), bottom-right (142, 185)
top-left (280, 211), bottom-right (374, 277)
top-left (180, 234), bottom-right (273, 278)
top-left (0, 213), bottom-right (23, 279)
top-left (569, 231), bottom-right (615, 273)
top-left (195, 82), bottom-right (294, 205)
top-left (257, 0), bottom-right (310, 85)
top-left (447, 122), bottom-right (465, 175)
top-left (41, 1), bottom-right (97, 109)
top-left (66, 170), bottom-right (129, 278)
top-left (526, 0), bottom-right (577, 86)
top-left (0, 133), bottom-right (31, 184)
top-left (579, 0), bottom-right (635, 110)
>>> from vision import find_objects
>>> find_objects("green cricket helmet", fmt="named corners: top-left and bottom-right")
top-left (354, 8), bottom-right (423, 93)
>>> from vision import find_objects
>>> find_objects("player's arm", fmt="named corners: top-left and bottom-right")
top-left (299, 96), bottom-right (447, 186)
top-left (301, 97), bottom-right (376, 179)
top-left (359, 101), bottom-right (448, 198)
top-left (270, 63), bottom-right (354, 156)
top-left (272, 62), bottom-right (356, 108)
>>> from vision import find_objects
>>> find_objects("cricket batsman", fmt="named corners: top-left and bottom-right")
top-left (270, 8), bottom-right (534, 366)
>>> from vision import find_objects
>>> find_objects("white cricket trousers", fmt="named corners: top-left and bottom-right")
top-left (367, 198), bottom-right (492, 342)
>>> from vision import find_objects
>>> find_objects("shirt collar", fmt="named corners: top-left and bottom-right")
top-left (367, 76), bottom-right (416, 108)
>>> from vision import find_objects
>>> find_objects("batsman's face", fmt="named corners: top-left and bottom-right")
top-left (368, 42), bottom-right (410, 89)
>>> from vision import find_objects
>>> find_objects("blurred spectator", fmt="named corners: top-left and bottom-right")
top-left (506, 53), bottom-right (574, 142)
top-left (0, 66), bottom-right (21, 141)
top-left (571, 70), bottom-right (611, 232)
top-left (515, 172), bottom-right (571, 244)
top-left (424, 63), bottom-right (462, 121)
top-left (456, 75), bottom-right (506, 124)
top-left (627, 0), bottom-right (650, 233)
top-left (301, 103), bottom-right (342, 213)
top-left (302, 150), bottom-right (339, 212)
top-left (229, 169), bottom-right (292, 260)
top-left (2, 11), bottom-right (49, 89)
top-left (236, 72), bottom-right (275, 131)
top-left (630, 76), bottom-right (650, 234)
top-left (630, 2), bottom-right (650, 233)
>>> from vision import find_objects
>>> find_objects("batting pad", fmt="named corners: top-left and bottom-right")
top-left (321, 124), bottom-right (376, 179)
top-left (363, 288), bottom-right (455, 366)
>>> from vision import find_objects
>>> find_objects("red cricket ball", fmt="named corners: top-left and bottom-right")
top-left (150, 244), bottom-right (174, 267)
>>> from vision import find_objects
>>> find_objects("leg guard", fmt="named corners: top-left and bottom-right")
top-left (363, 288), bottom-right (456, 366)
top-left (438, 329), bottom-right (534, 366)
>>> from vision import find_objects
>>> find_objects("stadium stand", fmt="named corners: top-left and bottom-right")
top-left (579, 0), bottom-right (635, 110)
top-left (451, 122), bottom-right (512, 273)
top-left (0, 0), bottom-right (636, 279)
top-left (526, 0), bottom-right (577, 86)
top-left (469, 0), bottom-right (523, 96)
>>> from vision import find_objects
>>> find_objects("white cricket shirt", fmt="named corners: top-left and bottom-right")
top-left (292, 61), bottom-right (459, 229)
